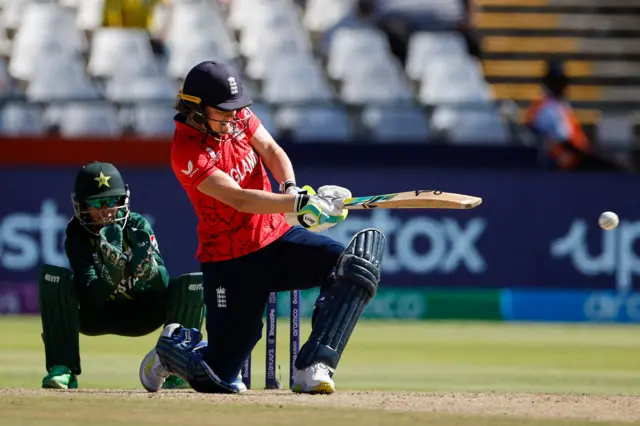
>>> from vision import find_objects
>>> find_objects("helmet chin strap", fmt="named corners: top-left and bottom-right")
top-left (178, 100), bottom-right (250, 142)
top-left (188, 116), bottom-right (226, 143)
top-left (189, 112), bottom-right (247, 143)
top-left (184, 104), bottom-right (223, 139)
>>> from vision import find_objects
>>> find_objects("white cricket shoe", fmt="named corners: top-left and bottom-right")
top-left (139, 349), bottom-right (170, 392)
top-left (139, 323), bottom-right (182, 392)
top-left (291, 363), bottom-right (335, 394)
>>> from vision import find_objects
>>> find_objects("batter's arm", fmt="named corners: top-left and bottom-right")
top-left (198, 172), bottom-right (347, 229)
top-left (249, 124), bottom-right (296, 185)
top-left (197, 169), bottom-right (298, 214)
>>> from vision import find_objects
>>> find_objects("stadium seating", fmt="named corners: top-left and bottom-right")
top-left (405, 32), bottom-right (469, 82)
top-left (166, 1), bottom-right (237, 60)
top-left (431, 105), bottom-right (510, 145)
top-left (0, 102), bottom-right (46, 136)
top-left (596, 111), bottom-right (635, 148)
top-left (303, 0), bottom-right (356, 35)
top-left (275, 105), bottom-right (354, 142)
top-left (477, 0), bottom-right (640, 145)
top-left (340, 55), bottom-right (414, 106)
top-left (25, 56), bottom-right (101, 102)
top-left (326, 27), bottom-right (390, 81)
top-left (105, 76), bottom-right (179, 103)
top-left (56, 102), bottom-right (122, 138)
top-left (76, 0), bottom-right (104, 32)
top-left (361, 106), bottom-right (430, 143)
top-left (263, 57), bottom-right (335, 105)
top-left (248, 102), bottom-right (279, 138)
top-left (128, 104), bottom-right (178, 137)
top-left (87, 28), bottom-right (157, 79)
top-left (11, 0), bottom-right (638, 146)
top-left (418, 57), bottom-right (493, 106)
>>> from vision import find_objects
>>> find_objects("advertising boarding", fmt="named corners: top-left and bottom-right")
top-left (1, 166), bottom-right (640, 320)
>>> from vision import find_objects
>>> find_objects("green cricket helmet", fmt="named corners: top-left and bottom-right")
top-left (71, 162), bottom-right (131, 232)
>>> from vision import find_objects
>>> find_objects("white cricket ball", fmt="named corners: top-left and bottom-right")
top-left (598, 211), bottom-right (619, 231)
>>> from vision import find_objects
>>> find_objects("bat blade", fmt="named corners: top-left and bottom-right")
top-left (339, 190), bottom-right (482, 210)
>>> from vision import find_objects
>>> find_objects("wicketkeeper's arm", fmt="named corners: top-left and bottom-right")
top-left (126, 214), bottom-right (170, 292)
top-left (143, 247), bottom-right (170, 293)
top-left (64, 237), bottom-right (117, 309)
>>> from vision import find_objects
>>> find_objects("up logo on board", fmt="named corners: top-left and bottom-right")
top-left (551, 219), bottom-right (640, 292)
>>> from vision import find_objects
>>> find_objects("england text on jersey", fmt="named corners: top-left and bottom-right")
top-left (170, 108), bottom-right (291, 261)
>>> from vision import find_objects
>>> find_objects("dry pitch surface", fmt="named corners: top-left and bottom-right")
top-left (2, 318), bottom-right (640, 425)
top-left (2, 389), bottom-right (639, 425)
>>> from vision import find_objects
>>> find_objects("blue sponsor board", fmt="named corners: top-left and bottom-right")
top-left (502, 289), bottom-right (640, 323)
top-left (1, 166), bottom-right (640, 293)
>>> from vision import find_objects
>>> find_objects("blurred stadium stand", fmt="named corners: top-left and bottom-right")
top-left (477, 0), bottom-right (640, 149)
top-left (0, 0), bottom-right (636, 155)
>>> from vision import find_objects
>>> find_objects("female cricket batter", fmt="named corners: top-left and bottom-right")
top-left (139, 61), bottom-right (385, 394)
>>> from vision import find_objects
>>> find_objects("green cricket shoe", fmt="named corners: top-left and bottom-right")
top-left (42, 365), bottom-right (78, 389)
top-left (162, 375), bottom-right (190, 390)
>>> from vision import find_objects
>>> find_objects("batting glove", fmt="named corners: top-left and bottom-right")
top-left (293, 192), bottom-right (347, 231)
top-left (280, 180), bottom-right (315, 197)
top-left (316, 185), bottom-right (352, 204)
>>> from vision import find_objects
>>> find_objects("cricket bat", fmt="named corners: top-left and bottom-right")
top-left (336, 190), bottom-right (482, 210)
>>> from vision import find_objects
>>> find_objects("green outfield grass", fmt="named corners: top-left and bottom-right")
top-left (1, 316), bottom-right (639, 425)
top-left (2, 316), bottom-right (639, 394)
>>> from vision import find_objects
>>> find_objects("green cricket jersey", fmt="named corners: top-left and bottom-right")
top-left (64, 212), bottom-right (169, 308)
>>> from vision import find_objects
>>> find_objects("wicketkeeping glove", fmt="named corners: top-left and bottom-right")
top-left (128, 228), bottom-right (159, 281)
top-left (98, 224), bottom-right (127, 283)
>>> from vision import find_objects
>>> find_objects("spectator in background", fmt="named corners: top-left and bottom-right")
top-left (525, 60), bottom-right (622, 172)
top-left (102, 0), bottom-right (170, 57)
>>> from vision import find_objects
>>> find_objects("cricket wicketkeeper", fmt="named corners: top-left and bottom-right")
top-left (39, 161), bottom-right (205, 389)
top-left (139, 60), bottom-right (386, 395)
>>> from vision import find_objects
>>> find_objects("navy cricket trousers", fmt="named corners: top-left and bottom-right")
top-left (200, 226), bottom-right (345, 383)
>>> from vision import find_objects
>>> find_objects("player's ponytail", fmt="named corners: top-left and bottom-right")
top-left (176, 90), bottom-right (209, 130)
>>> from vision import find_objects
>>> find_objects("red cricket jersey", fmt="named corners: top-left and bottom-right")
top-left (170, 108), bottom-right (291, 262)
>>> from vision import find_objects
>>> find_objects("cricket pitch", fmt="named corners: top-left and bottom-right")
top-left (1, 388), bottom-right (639, 425)
top-left (2, 317), bottom-right (640, 425)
